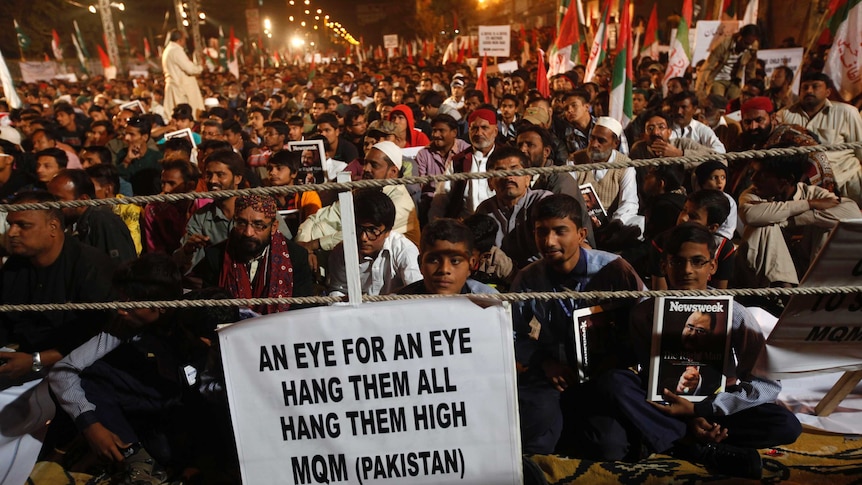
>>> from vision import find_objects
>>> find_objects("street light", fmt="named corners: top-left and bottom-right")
top-left (264, 18), bottom-right (272, 30)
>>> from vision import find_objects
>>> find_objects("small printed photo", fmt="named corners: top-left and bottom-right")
top-left (288, 140), bottom-right (326, 185)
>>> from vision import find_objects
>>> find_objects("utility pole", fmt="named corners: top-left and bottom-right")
top-left (187, 0), bottom-right (204, 62)
top-left (174, 0), bottom-right (185, 31)
top-left (97, 0), bottom-right (121, 71)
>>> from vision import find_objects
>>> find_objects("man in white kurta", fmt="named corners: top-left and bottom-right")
top-left (162, 30), bottom-right (204, 118)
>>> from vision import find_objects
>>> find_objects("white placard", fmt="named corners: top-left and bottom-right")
top-left (478, 25), bottom-right (511, 57)
top-left (18, 62), bottom-right (58, 83)
top-left (756, 219), bottom-right (862, 377)
top-left (759, 48), bottom-right (804, 94)
top-left (496, 60), bottom-right (519, 74)
top-left (691, 21), bottom-right (742, 66)
top-left (219, 298), bottom-right (522, 485)
top-left (383, 34), bottom-right (399, 49)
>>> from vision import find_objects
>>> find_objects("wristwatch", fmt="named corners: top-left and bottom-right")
top-left (31, 352), bottom-right (44, 373)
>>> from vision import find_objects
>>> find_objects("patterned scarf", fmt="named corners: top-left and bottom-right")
top-left (219, 230), bottom-right (294, 314)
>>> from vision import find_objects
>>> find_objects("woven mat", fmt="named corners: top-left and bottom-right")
top-left (529, 428), bottom-right (862, 484)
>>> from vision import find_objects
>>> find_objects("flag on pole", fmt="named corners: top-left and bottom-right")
top-left (824, 0), bottom-right (862, 101)
top-left (71, 33), bottom-right (89, 73)
top-left (118, 20), bottom-right (130, 54)
top-left (97, 44), bottom-right (112, 68)
top-left (74, 21), bottom-right (90, 59)
top-left (722, 0), bottom-right (736, 18)
top-left (51, 29), bottom-right (63, 60)
top-left (14, 20), bottom-right (31, 51)
top-left (662, 0), bottom-right (693, 95)
top-left (742, 0), bottom-right (759, 25)
top-left (0, 47), bottom-right (22, 109)
top-left (536, 49), bottom-right (550, 98)
top-left (584, 0), bottom-right (611, 83)
top-left (218, 26), bottom-right (228, 71)
top-left (610, 0), bottom-right (634, 127)
top-left (143, 37), bottom-right (152, 59)
top-left (476, 54), bottom-right (489, 103)
top-left (640, 3), bottom-right (660, 60)
top-left (549, 0), bottom-right (581, 76)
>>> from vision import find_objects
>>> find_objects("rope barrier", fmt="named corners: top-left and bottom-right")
top-left (3, 141), bottom-right (861, 212)
top-left (4, 285), bottom-right (861, 312)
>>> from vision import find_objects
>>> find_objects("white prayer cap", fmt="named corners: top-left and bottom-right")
top-left (595, 116), bottom-right (623, 137)
top-left (371, 141), bottom-right (402, 170)
top-left (204, 97), bottom-right (219, 108)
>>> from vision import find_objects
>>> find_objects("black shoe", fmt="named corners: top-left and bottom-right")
top-left (672, 441), bottom-right (762, 479)
top-left (695, 442), bottom-right (762, 479)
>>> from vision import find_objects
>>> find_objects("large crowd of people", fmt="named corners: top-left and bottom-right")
top-left (0, 22), bottom-right (860, 484)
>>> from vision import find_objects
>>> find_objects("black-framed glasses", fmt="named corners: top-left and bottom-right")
top-left (357, 225), bottom-right (384, 241)
top-left (685, 323), bottom-right (709, 335)
top-left (667, 256), bottom-right (711, 268)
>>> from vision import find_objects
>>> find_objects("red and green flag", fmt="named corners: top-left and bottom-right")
top-left (640, 3), bottom-right (660, 61)
top-left (610, 0), bottom-right (634, 127)
top-left (584, 0), bottom-right (612, 83)
top-left (662, 0), bottom-right (693, 94)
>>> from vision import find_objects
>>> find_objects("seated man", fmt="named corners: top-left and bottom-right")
top-left (569, 117), bottom-right (642, 249)
top-left (0, 191), bottom-right (114, 382)
top-left (191, 195), bottom-right (314, 314)
top-left (510, 194), bottom-right (645, 455)
top-left (328, 189), bottom-right (421, 297)
top-left (86, 163), bottom-right (143, 255)
top-left (49, 254), bottom-right (221, 483)
top-left (587, 223), bottom-right (802, 478)
top-left (738, 154), bottom-right (860, 287)
top-left (47, 169), bottom-right (137, 265)
top-left (296, 141), bottom-right (421, 263)
top-left (650, 189), bottom-right (736, 290)
top-left (399, 218), bottom-right (496, 295)
top-left (476, 146), bottom-right (552, 268)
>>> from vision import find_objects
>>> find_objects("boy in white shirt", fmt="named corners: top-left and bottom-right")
top-left (327, 189), bottom-right (421, 296)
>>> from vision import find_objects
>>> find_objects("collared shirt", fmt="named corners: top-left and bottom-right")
top-left (670, 119), bottom-right (726, 153)
top-left (327, 231), bottom-right (421, 297)
top-left (476, 188), bottom-right (553, 268)
top-left (467, 148), bottom-right (495, 212)
top-left (777, 100), bottom-right (862, 186)
top-left (562, 116), bottom-right (630, 158)
top-left (415, 138), bottom-right (471, 197)
top-left (180, 201), bottom-right (232, 271)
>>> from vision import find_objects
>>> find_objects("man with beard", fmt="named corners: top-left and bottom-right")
top-left (175, 150), bottom-right (245, 272)
top-left (476, 147), bottom-right (553, 268)
top-left (415, 114), bottom-right (471, 222)
top-left (192, 195), bottom-right (313, 314)
top-left (437, 109), bottom-right (500, 219)
top-left (777, 73), bottom-right (862, 206)
top-left (730, 96), bottom-right (836, 198)
top-left (570, 117), bottom-right (642, 247)
top-left (766, 66), bottom-right (798, 111)
top-left (295, 142), bottom-right (421, 270)
top-left (669, 92), bottom-right (726, 153)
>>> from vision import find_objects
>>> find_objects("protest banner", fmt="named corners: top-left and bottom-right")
top-left (478, 25), bottom-right (511, 57)
top-left (757, 220), bottom-right (862, 378)
top-left (383, 35), bottom-right (399, 49)
top-left (219, 298), bottom-right (522, 485)
top-left (759, 48), bottom-right (804, 93)
top-left (0, 378), bottom-right (55, 485)
top-left (691, 21), bottom-right (741, 66)
top-left (18, 62), bottom-right (58, 84)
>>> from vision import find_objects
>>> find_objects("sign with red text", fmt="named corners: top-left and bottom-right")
top-left (219, 298), bottom-right (522, 485)
top-left (757, 220), bottom-right (862, 377)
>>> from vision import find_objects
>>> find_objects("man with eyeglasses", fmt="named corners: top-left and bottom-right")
top-left (630, 111), bottom-right (714, 160)
top-left (327, 189), bottom-right (421, 297)
top-left (582, 222), bottom-right (802, 479)
top-left (191, 194), bottom-right (313, 314)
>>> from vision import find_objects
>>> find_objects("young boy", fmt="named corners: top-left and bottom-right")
top-left (327, 189), bottom-right (421, 296)
top-left (463, 213), bottom-right (516, 290)
top-left (399, 218), bottom-right (497, 295)
top-left (695, 160), bottom-right (737, 239)
top-left (649, 189), bottom-right (736, 289)
top-left (266, 150), bottom-right (321, 237)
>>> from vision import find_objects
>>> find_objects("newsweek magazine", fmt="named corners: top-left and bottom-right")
top-left (648, 296), bottom-right (733, 402)
top-left (579, 183), bottom-right (609, 228)
top-left (571, 304), bottom-right (625, 383)
top-left (288, 139), bottom-right (326, 185)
